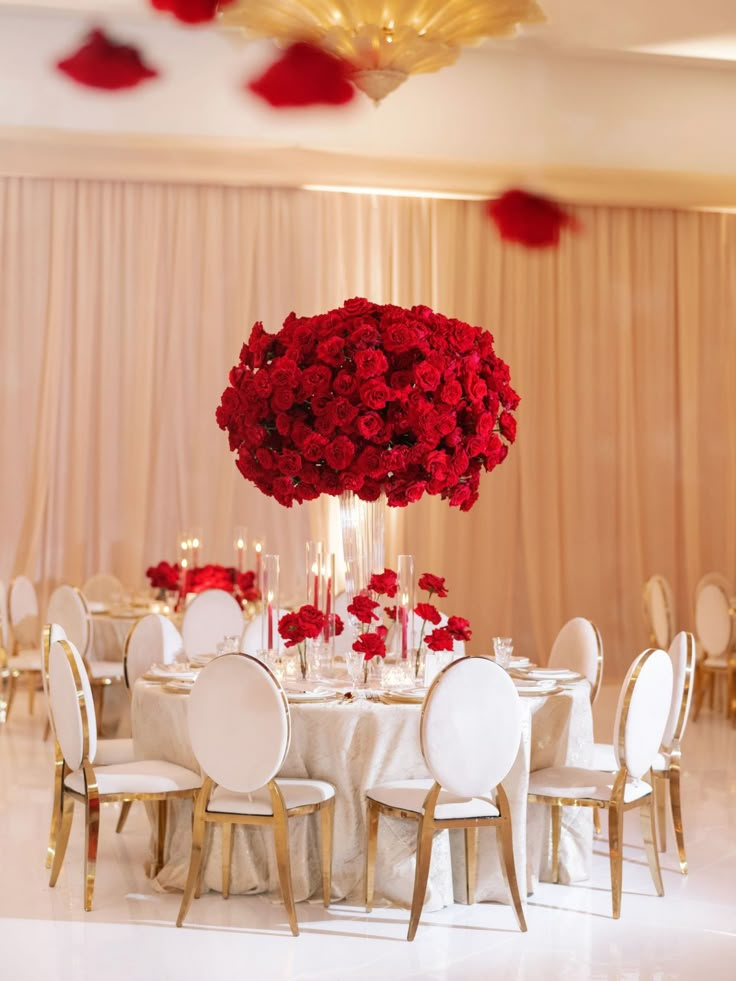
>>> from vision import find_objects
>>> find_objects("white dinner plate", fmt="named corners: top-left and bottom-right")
top-left (189, 653), bottom-right (220, 667)
top-left (163, 680), bottom-right (195, 693)
top-left (382, 688), bottom-right (426, 704)
top-left (87, 601), bottom-right (108, 614)
top-left (523, 668), bottom-right (584, 682)
top-left (145, 665), bottom-right (199, 682)
top-left (286, 690), bottom-right (340, 703)
top-left (513, 678), bottom-right (555, 690)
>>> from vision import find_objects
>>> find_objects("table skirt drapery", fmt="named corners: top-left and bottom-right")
top-left (131, 681), bottom-right (593, 910)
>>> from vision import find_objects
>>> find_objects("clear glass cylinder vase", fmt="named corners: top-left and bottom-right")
top-left (339, 490), bottom-right (386, 602)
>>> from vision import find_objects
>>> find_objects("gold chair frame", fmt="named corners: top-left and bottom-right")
top-left (5, 576), bottom-right (43, 720)
top-left (529, 649), bottom-right (666, 919)
top-left (642, 574), bottom-right (675, 649)
top-left (48, 639), bottom-right (198, 911)
top-left (692, 574), bottom-right (735, 722)
top-left (587, 619), bottom-right (605, 704)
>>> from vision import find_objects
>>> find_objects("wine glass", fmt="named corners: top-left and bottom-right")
top-left (345, 649), bottom-right (364, 688)
top-left (492, 636), bottom-right (513, 669)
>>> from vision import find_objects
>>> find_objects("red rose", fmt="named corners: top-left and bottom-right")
top-left (343, 297), bottom-right (375, 316)
top-left (330, 613), bottom-right (345, 637)
top-left (415, 362), bottom-right (441, 392)
top-left (317, 335), bottom-right (345, 366)
top-left (302, 364), bottom-right (332, 396)
top-left (302, 432), bottom-right (328, 462)
top-left (425, 627), bottom-right (454, 652)
top-left (270, 357), bottom-right (299, 388)
top-left (296, 603), bottom-right (326, 639)
top-left (278, 611), bottom-right (305, 647)
top-left (354, 349), bottom-right (388, 379)
top-left (414, 602), bottom-right (441, 625)
top-left (324, 435), bottom-right (356, 471)
top-left (271, 387), bottom-right (295, 412)
top-left (368, 569), bottom-right (398, 598)
top-left (356, 413), bottom-right (384, 440)
top-left (146, 561), bottom-right (181, 591)
top-left (418, 573), bottom-right (448, 597)
top-left (353, 631), bottom-right (386, 660)
top-left (360, 379), bottom-right (392, 410)
top-left (499, 410), bottom-right (517, 443)
top-left (347, 594), bottom-right (380, 624)
top-left (446, 615), bottom-right (472, 642)
top-left (333, 370), bottom-right (358, 397)
top-left (440, 380), bottom-right (463, 405)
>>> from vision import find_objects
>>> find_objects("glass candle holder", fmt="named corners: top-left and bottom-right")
top-left (261, 554), bottom-right (280, 654)
top-left (233, 525), bottom-right (247, 572)
top-left (396, 554), bottom-right (415, 662)
top-left (306, 540), bottom-right (324, 608)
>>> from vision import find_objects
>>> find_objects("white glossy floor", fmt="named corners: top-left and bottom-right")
top-left (1, 685), bottom-right (735, 981)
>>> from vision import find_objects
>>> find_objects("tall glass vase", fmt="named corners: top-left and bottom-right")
top-left (339, 490), bottom-right (386, 602)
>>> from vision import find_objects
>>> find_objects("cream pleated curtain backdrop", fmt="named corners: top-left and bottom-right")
top-left (1, 176), bottom-right (735, 675)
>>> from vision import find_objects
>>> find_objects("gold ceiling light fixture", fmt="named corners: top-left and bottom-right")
top-left (219, 1), bottom-right (546, 103)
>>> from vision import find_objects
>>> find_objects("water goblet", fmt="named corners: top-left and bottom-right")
top-left (492, 636), bottom-right (513, 670)
top-left (346, 649), bottom-right (364, 688)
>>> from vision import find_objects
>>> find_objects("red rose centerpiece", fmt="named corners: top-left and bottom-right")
top-left (278, 604), bottom-right (326, 679)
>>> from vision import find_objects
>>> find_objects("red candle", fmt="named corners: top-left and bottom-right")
top-left (267, 599), bottom-right (273, 649)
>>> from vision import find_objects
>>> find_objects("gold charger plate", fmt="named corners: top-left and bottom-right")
top-left (516, 684), bottom-right (565, 697)
top-left (380, 690), bottom-right (425, 705)
top-left (286, 691), bottom-right (341, 704)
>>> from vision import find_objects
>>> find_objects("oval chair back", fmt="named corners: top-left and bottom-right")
top-left (181, 589), bottom-right (244, 657)
top-left (42, 623), bottom-right (69, 722)
top-left (239, 609), bottom-right (289, 655)
top-left (662, 631), bottom-right (696, 752)
top-left (124, 614), bottom-right (184, 689)
top-left (643, 575), bottom-right (674, 650)
top-left (694, 575), bottom-right (734, 658)
top-left (82, 573), bottom-right (124, 605)
top-left (47, 586), bottom-right (91, 659)
top-left (420, 656), bottom-right (521, 798)
top-left (613, 648), bottom-right (673, 780)
top-left (548, 617), bottom-right (604, 702)
top-left (9, 575), bottom-right (40, 649)
top-left (187, 654), bottom-right (290, 793)
top-left (48, 638), bottom-right (98, 771)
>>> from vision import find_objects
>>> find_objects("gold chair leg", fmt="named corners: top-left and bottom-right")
top-left (221, 823), bottom-right (233, 900)
top-left (152, 799), bottom-right (168, 877)
top-left (5, 674), bottom-right (16, 720)
top-left (407, 814), bottom-right (435, 942)
top-left (496, 785), bottom-right (527, 931)
top-left (115, 800), bottom-right (133, 834)
top-left (608, 803), bottom-right (623, 919)
top-left (319, 798), bottom-right (335, 908)
top-left (28, 673), bottom-right (36, 714)
top-left (464, 826), bottom-right (478, 905)
top-left (43, 717), bottom-right (51, 742)
top-left (84, 793), bottom-right (101, 912)
top-left (708, 672), bottom-right (715, 710)
top-left (593, 806), bottom-right (602, 835)
top-left (49, 793), bottom-right (74, 887)
top-left (669, 764), bottom-right (688, 874)
top-left (365, 800), bottom-right (379, 912)
top-left (641, 796), bottom-right (665, 897)
top-left (272, 811), bottom-right (298, 936)
top-left (550, 803), bottom-right (562, 883)
top-left (96, 685), bottom-right (106, 737)
top-left (177, 799), bottom-right (208, 927)
top-left (46, 752), bottom-right (65, 869)
top-left (692, 668), bottom-right (705, 722)
top-left (654, 774), bottom-right (667, 852)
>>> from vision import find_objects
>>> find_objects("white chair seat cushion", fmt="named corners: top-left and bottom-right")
top-left (703, 655), bottom-right (728, 668)
top-left (592, 741), bottom-right (668, 773)
top-left (87, 660), bottom-right (125, 681)
top-left (95, 738), bottom-right (135, 766)
top-left (64, 760), bottom-right (201, 796)
top-left (207, 778), bottom-right (335, 817)
top-left (528, 766), bottom-right (652, 804)
top-left (8, 649), bottom-right (42, 672)
top-left (366, 779), bottom-right (500, 820)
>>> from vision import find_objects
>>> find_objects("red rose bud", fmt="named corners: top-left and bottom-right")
top-left (417, 573), bottom-right (448, 598)
top-left (353, 631), bottom-right (387, 660)
top-left (368, 569), bottom-right (398, 598)
top-left (414, 602), bottom-right (441, 625)
top-left (248, 42), bottom-right (355, 108)
top-left (347, 594), bottom-right (380, 624)
top-left (56, 28), bottom-right (158, 91)
top-left (486, 188), bottom-right (578, 249)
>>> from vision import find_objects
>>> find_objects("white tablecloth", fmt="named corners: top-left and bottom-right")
top-left (131, 678), bottom-right (593, 909)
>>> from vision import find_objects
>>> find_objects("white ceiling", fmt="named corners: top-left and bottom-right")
top-left (2, 0), bottom-right (736, 65)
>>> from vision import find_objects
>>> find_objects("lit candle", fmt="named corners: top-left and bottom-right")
top-left (396, 554), bottom-right (415, 662)
top-left (253, 540), bottom-right (263, 583)
top-left (233, 525), bottom-right (247, 572)
top-left (306, 541), bottom-right (323, 609)
top-left (322, 552), bottom-right (335, 645)
top-left (189, 527), bottom-right (203, 567)
top-left (261, 554), bottom-right (280, 654)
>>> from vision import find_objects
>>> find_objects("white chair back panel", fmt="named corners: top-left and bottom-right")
top-left (42, 624), bottom-right (68, 733)
top-left (421, 657), bottom-right (521, 798)
top-left (9, 576), bottom-right (40, 647)
top-left (663, 632), bottom-right (695, 750)
top-left (614, 648), bottom-right (673, 780)
top-left (548, 617), bottom-right (600, 685)
top-left (240, 610), bottom-right (289, 654)
top-left (188, 654), bottom-right (289, 793)
top-left (647, 577), bottom-right (673, 649)
top-left (695, 582), bottom-right (733, 656)
top-left (47, 586), bottom-right (91, 658)
top-left (125, 614), bottom-right (183, 688)
top-left (82, 573), bottom-right (124, 604)
top-left (0, 580), bottom-right (9, 650)
top-left (181, 589), bottom-right (244, 657)
top-left (49, 639), bottom-right (97, 770)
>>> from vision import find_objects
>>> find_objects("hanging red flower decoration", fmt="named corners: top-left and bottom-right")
top-left (486, 188), bottom-right (578, 249)
top-left (217, 298), bottom-right (519, 512)
top-left (55, 29), bottom-right (159, 91)
top-left (248, 42), bottom-right (355, 108)
top-left (149, 0), bottom-right (235, 25)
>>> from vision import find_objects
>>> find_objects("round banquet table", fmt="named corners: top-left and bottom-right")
top-left (131, 678), bottom-right (593, 910)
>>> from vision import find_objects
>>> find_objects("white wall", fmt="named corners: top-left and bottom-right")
top-left (1, 7), bottom-right (736, 177)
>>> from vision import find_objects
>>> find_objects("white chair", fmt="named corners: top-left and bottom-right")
top-left (592, 632), bottom-right (695, 874)
top-left (692, 573), bottom-right (735, 719)
top-left (48, 584), bottom-right (125, 734)
top-left (528, 647), bottom-right (673, 919)
top-left (548, 617), bottom-right (604, 703)
top-left (123, 614), bottom-right (184, 689)
top-left (47, 637), bottom-right (201, 911)
top-left (365, 656), bottom-right (526, 941)
top-left (181, 589), bottom-right (244, 658)
top-left (176, 654), bottom-right (335, 935)
top-left (239, 608), bottom-right (289, 654)
top-left (82, 573), bottom-right (124, 606)
top-left (42, 623), bottom-right (136, 869)
top-left (6, 575), bottom-right (43, 717)
top-left (642, 574), bottom-right (675, 650)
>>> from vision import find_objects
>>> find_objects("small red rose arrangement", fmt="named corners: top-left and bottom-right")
top-left (145, 561), bottom-right (260, 609)
top-left (278, 605), bottom-right (345, 678)
top-left (217, 299), bottom-right (518, 512)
